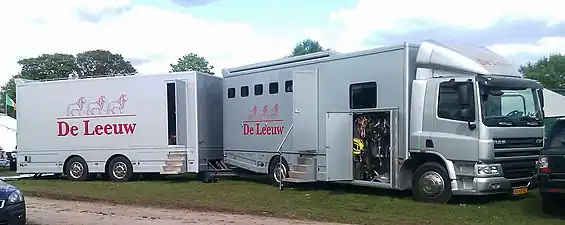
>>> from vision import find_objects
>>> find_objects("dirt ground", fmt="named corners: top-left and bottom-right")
top-left (26, 197), bottom-right (348, 225)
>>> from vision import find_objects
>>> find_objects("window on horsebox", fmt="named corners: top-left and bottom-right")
top-left (241, 86), bottom-right (249, 97)
top-left (349, 82), bottom-right (377, 109)
top-left (269, 82), bottom-right (279, 94)
top-left (285, 80), bottom-right (293, 92)
top-left (254, 84), bottom-right (263, 96)
top-left (227, 88), bottom-right (235, 99)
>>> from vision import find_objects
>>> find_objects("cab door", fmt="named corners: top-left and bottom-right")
top-left (427, 77), bottom-right (479, 161)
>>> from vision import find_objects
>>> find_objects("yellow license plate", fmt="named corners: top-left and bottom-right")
top-left (513, 187), bottom-right (528, 195)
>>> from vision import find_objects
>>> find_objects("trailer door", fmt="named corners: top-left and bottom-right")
top-left (292, 70), bottom-right (319, 152)
top-left (325, 112), bottom-right (354, 181)
top-left (175, 80), bottom-right (188, 146)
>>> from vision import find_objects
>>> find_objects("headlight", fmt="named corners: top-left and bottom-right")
top-left (8, 190), bottom-right (23, 204)
top-left (476, 164), bottom-right (500, 176)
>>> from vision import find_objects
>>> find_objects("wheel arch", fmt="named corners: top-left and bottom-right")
top-left (399, 151), bottom-right (456, 190)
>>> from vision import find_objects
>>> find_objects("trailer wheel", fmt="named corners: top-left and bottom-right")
top-left (411, 162), bottom-right (452, 204)
top-left (65, 157), bottom-right (89, 181)
top-left (107, 156), bottom-right (133, 182)
top-left (268, 156), bottom-right (289, 186)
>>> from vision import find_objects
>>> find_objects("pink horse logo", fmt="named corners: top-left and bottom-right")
top-left (106, 94), bottom-right (128, 114)
top-left (66, 97), bottom-right (86, 116)
top-left (248, 105), bottom-right (258, 120)
top-left (86, 95), bottom-right (107, 115)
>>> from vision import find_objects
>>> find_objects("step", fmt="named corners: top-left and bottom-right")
top-left (289, 171), bottom-right (306, 179)
top-left (165, 159), bottom-right (184, 167)
top-left (290, 164), bottom-right (310, 173)
top-left (297, 157), bottom-right (314, 165)
top-left (160, 171), bottom-right (181, 175)
top-left (283, 178), bottom-right (315, 183)
top-left (161, 165), bottom-right (185, 173)
top-left (167, 153), bottom-right (187, 160)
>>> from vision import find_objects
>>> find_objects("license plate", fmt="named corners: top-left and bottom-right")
top-left (513, 187), bottom-right (528, 195)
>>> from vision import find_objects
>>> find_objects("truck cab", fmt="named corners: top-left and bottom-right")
top-left (411, 41), bottom-right (544, 202)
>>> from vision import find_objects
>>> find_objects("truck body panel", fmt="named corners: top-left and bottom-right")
top-left (15, 72), bottom-right (223, 175)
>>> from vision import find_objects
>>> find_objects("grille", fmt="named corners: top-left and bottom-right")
top-left (499, 159), bottom-right (537, 179)
top-left (493, 138), bottom-right (543, 149)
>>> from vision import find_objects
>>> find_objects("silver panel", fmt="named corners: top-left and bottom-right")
top-left (325, 112), bottom-right (353, 181)
top-left (175, 80), bottom-right (188, 146)
top-left (292, 70), bottom-right (319, 152)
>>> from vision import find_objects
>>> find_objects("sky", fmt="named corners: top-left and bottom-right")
top-left (0, 0), bottom-right (564, 85)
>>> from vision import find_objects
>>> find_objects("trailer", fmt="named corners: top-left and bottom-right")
top-left (15, 72), bottom-right (226, 182)
top-left (222, 40), bottom-right (545, 203)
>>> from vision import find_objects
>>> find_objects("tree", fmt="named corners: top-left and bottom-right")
top-left (75, 50), bottom-right (137, 77)
top-left (0, 76), bottom-right (19, 117)
top-left (289, 39), bottom-right (325, 57)
top-left (18, 53), bottom-right (78, 80)
top-left (519, 54), bottom-right (565, 89)
top-left (170, 53), bottom-right (214, 74)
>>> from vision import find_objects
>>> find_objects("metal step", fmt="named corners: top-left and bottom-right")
top-left (167, 152), bottom-right (187, 160)
top-left (283, 178), bottom-right (316, 183)
top-left (297, 157), bottom-right (314, 165)
top-left (161, 165), bottom-right (184, 173)
top-left (289, 171), bottom-right (306, 179)
top-left (290, 164), bottom-right (310, 173)
top-left (165, 159), bottom-right (184, 167)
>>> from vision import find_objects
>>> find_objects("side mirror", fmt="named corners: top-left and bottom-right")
top-left (537, 89), bottom-right (544, 108)
top-left (457, 82), bottom-right (473, 106)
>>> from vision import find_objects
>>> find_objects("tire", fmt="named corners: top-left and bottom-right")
top-left (65, 157), bottom-right (89, 181)
top-left (107, 156), bottom-right (134, 182)
top-left (268, 156), bottom-right (289, 186)
top-left (412, 162), bottom-right (452, 204)
top-left (198, 172), bottom-right (216, 183)
top-left (541, 193), bottom-right (560, 215)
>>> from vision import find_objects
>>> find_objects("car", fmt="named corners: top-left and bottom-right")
top-left (0, 180), bottom-right (26, 225)
top-left (538, 118), bottom-right (565, 214)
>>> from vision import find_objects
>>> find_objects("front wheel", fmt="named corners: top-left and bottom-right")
top-left (541, 192), bottom-right (562, 215)
top-left (412, 162), bottom-right (452, 204)
top-left (107, 156), bottom-right (133, 182)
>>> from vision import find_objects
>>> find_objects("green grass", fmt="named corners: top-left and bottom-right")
top-left (0, 167), bottom-right (17, 177)
top-left (8, 177), bottom-right (564, 225)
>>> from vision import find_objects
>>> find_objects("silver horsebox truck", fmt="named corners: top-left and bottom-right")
top-left (15, 40), bottom-right (544, 203)
top-left (222, 40), bottom-right (544, 203)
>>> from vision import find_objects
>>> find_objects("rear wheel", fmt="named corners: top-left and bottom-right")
top-left (412, 162), bottom-right (452, 204)
top-left (541, 192), bottom-right (562, 215)
top-left (107, 156), bottom-right (133, 182)
top-left (268, 156), bottom-right (289, 186)
top-left (65, 157), bottom-right (89, 181)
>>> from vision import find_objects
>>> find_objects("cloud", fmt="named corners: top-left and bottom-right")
top-left (0, 0), bottom-right (295, 85)
top-left (169, 0), bottom-right (219, 7)
top-left (314, 0), bottom-right (565, 67)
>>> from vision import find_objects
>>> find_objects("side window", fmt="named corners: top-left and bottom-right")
top-left (269, 82), bottom-right (279, 94)
top-left (241, 86), bottom-right (249, 97)
top-left (285, 80), bottom-right (293, 92)
top-left (254, 84), bottom-right (263, 95)
top-left (350, 82), bottom-right (377, 109)
top-left (437, 82), bottom-right (471, 121)
top-left (227, 88), bottom-right (235, 99)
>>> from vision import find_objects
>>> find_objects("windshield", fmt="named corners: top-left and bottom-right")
top-left (481, 87), bottom-right (543, 127)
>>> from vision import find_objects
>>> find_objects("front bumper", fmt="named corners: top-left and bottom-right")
top-left (0, 201), bottom-right (26, 225)
top-left (452, 176), bottom-right (535, 195)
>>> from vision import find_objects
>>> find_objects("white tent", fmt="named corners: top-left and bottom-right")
top-left (0, 114), bottom-right (17, 152)
top-left (543, 89), bottom-right (565, 118)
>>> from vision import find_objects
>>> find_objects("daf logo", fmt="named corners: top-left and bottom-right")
top-left (493, 140), bottom-right (506, 145)
top-left (535, 139), bottom-right (543, 144)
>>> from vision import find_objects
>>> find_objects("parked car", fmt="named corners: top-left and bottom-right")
top-left (0, 180), bottom-right (26, 224)
top-left (538, 118), bottom-right (565, 214)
